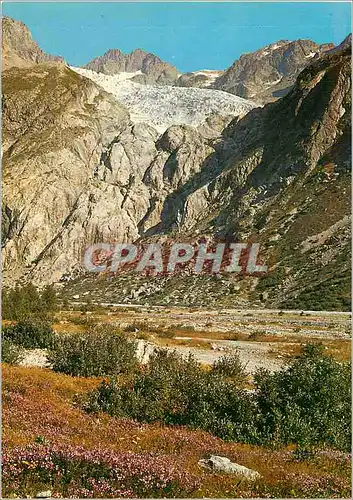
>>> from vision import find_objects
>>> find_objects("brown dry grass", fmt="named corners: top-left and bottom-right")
top-left (267, 339), bottom-right (351, 362)
top-left (2, 363), bottom-right (351, 498)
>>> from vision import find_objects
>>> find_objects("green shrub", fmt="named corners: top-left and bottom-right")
top-left (48, 324), bottom-right (138, 377)
top-left (83, 349), bottom-right (259, 443)
top-left (212, 352), bottom-right (246, 382)
top-left (2, 284), bottom-right (57, 321)
top-left (2, 340), bottom-right (24, 364)
top-left (254, 344), bottom-right (351, 451)
top-left (3, 320), bottom-right (54, 349)
top-left (82, 344), bottom-right (351, 451)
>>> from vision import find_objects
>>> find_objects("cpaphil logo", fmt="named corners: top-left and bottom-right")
top-left (83, 241), bottom-right (268, 275)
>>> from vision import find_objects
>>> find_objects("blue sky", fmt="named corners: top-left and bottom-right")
top-left (2, 2), bottom-right (351, 72)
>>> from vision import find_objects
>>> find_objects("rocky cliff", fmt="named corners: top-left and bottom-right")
top-left (85, 48), bottom-right (179, 85)
top-left (213, 39), bottom-right (334, 103)
top-left (2, 63), bottom-right (131, 283)
top-left (2, 16), bottom-right (64, 70)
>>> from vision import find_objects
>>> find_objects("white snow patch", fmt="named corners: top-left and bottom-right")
top-left (85, 69), bottom-right (144, 82)
top-left (263, 77), bottom-right (282, 87)
top-left (270, 42), bottom-right (287, 51)
top-left (71, 66), bottom-right (258, 133)
top-left (305, 51), bottom-right (317, 59)
top-left (259, 41), bottom-right (290, 57)
top-left (193, 70), bottom-right (223, 75)
top-left (189, 70), bottom-right (224, 87)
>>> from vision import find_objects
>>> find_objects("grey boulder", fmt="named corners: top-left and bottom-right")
top-left (199, 455), bottom-right (261, 481)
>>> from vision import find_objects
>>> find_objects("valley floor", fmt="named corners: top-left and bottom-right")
top-left (2, 306), bottom-right (351, 498)
top-left (20, 306), bottom-right (351, 373)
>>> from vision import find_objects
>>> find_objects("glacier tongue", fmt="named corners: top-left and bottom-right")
top-left (71, 66), bottom-right (258, 133)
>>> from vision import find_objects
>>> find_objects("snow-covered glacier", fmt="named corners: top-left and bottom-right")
top-left (71, 67), bottom-right (258, 133)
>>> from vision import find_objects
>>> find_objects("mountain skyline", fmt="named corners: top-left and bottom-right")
top-left (2, 2), bottom-right (351, 72)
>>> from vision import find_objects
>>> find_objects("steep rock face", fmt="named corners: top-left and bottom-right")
top-left (2, 60), bottom-right (228, 285)
top-left (63, 39), bottom-right (351, 310)
top-left (84, 48), bottom-right (179, 84)
top-left (2, 16), bottom-right (64, 69)
top-left (213, 39), bottom-right (334, 103)
top-left (2, 64), bottom-right (132, 283)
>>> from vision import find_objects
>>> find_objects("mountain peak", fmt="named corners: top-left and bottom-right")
top-left (2, 16), bottom-right (65, 70)
top-left (214, 38), bottom-right (335, 103)
top-left (84, 46), bottom-right (178, 84)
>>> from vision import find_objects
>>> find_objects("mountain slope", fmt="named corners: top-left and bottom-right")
top-left (2, 18), bottom-right (351, 310)
top-left (2, 63), bottom-right (132, 283)
top-left (213, 39), bottom-right (334, 104)
top-left (2, 61), bottom-right (235, 285)
top-left (85, 48), bottom-right (179, 85)
top-left (2, 16), bottom-right (64, 69)
top-left (63, 39), bottom-right (351, 310)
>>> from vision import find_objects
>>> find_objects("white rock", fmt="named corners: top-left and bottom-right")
top-left (35, 491), bottom-right (52, 498)
top-left (135, 339), bottom-right (156, 364)
top-left (199, 455), bottom-right (261, 481)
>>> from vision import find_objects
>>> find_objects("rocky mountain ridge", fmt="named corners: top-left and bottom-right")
top-left (2, 15), bottom-right (337, 105)
top-left (85, 48), bottom-right (179, 85)
top-left (2, 16), bottom-right (64, 69)
top-left (212, 39), bottom-right (335, 103)
top-left (83, 38), bottom-right (336, 104)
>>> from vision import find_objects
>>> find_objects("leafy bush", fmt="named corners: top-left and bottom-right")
top-left (83, 349), bottom-right (258, 443)
top-left (48, 324), bottom-right (138, 377)
top-left (2, 284), bottom-right (57, 321)
top-left (254, 344), bottom-right (351, 451)
top-left (124, 321), bottom-right (150, 332)
top-left (83, 344), bottom-right (351, 451)
top-left (212, 351), bottom-right (246, 382)
top-left (2, 444), bottom-right (200, 498)
top-left (3, 320), bottom-right (54, 349)
top-left (2, 340), bottom-right (24, 364)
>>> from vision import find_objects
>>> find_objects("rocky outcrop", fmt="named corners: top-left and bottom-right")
top-left (199, 455), bottom-right (261, 480)
top-left (85, 48), bottom-right (179, 85)
top-left (2, 16), bottom-right (64, 70)
top-left (2, 63), bottom-right (130, 283)
top-left (213, 39), bottom-right (334, 103)
top-left (177, 70), bottom-right (224, 89)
